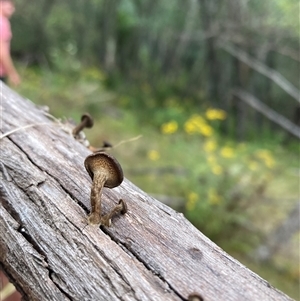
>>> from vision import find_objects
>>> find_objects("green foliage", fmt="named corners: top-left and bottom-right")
top-left (16, 66), bottom-right (108, 116)
top-left (45, 4), bottom-right (74, 47)
top-left (11, 0), bottom-right (300, 143)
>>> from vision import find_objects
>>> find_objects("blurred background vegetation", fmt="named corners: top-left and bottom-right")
top-left (5, 0), bottom-right (300, 299)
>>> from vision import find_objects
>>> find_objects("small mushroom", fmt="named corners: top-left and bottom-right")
top-left (88, 141), bottom-right (113, 153)
top-left (73, 113), bottom-right (94, 137)
top-left (101, 199), bottom-right (127, 227)
top-left (84, 151), bottom-right (126, 225)
top-left (188, 293), bottom-right (204, 301)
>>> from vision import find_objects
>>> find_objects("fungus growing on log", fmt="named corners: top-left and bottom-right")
top-left (72, 113), bottom-right (94, 137)
top-left (84, 151), bottom-right (126, 225)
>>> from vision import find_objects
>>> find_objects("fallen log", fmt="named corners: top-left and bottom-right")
top-left (0, 83), bottom-right (295, 301)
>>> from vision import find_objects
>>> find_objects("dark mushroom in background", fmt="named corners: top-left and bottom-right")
top-left (73, 113), bottom-right (94, 137)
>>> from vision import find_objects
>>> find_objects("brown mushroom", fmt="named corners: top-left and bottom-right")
top-left (88, 141), bottom-right (113, 153)
top-left (188, 293), bottom-right (204, 301)
top-left (101, 199), bottom-right (127, 227)
top-left (73, 113), bottom-right (94, 137)
top-left (84, 151), bottom-right (126, 225)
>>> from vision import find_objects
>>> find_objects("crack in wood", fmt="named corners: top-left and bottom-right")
top-left (5, 135), bottom-right (90, 219)
top-left (0, 162), bottom-right (12, 182)
top-left (100, 226), bottom-right (185, 300)
top-left (0, 206), bottom-right (68, 300)
top-left (16, 225), bottom-right (49, 265)
top-left (91, 243), bottom-right (137, 300)
top-left (1, 166), bottom-right (77, 299)
top-left (1, 184), bottom-right (78, 300)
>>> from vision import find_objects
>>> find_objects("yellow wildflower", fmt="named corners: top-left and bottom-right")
top-left (191, 114), bottom-right (206, 124)
top-left (184, 115), bottom-right (204, 132)
top-left (212, 165), bottom-right (223, 175)
top-left (186, 192), bottom-right (198, 211)
top-left (205, 108), bottom-right (227, 120)
top-left (220, 147), bottom-right (235, 158)
top-left (147, 150), bottom-right (160, 161)
top-left (199, 124), bottom-right (213, 137)
top-left (265, 158), bottom-right (275, 168)
top-left (184, 114), bottom-right (214, 136)
top-left (256, 150), bottom-right (269, 157)
top-left (184, 121), bottom-right (196, 134)
top-left (256, 150), bottom-right (275, 168)
top-left (161, 121), bottom-right (178, 134)
top-left (248, 161), bottom-right (258, 171)
top-left (208, 189), bottom-right (222, 205)
top-left (204, 140), bottom-right (217, 153)
top-left (186, 122), bottom-right (202, 134)
top-left (207, 155), bottom-right (216, 163)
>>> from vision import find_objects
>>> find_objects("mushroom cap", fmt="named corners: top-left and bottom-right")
top-left (84, 152), bottom-right (123, 188)
top-left (81, 113), bottom-right (94, 128)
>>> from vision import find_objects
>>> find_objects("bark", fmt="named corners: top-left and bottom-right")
top-left (0, 84), bottom-right (295, 301)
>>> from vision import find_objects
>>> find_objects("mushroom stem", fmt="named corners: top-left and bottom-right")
top-left (88, 172), bottom-right (107, 225)
top-left (72, 119), bottom-right (89, 136)
top-left (84, 151), bottom-right (124, 226)
top-left (101, 199), bottom-right (127, 227)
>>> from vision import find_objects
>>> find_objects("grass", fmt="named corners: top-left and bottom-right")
top-left (15, 65), bottom-right (300, 300)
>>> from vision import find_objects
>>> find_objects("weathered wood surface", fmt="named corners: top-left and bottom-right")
top-left (0, 84), bottom-right (294, 301)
